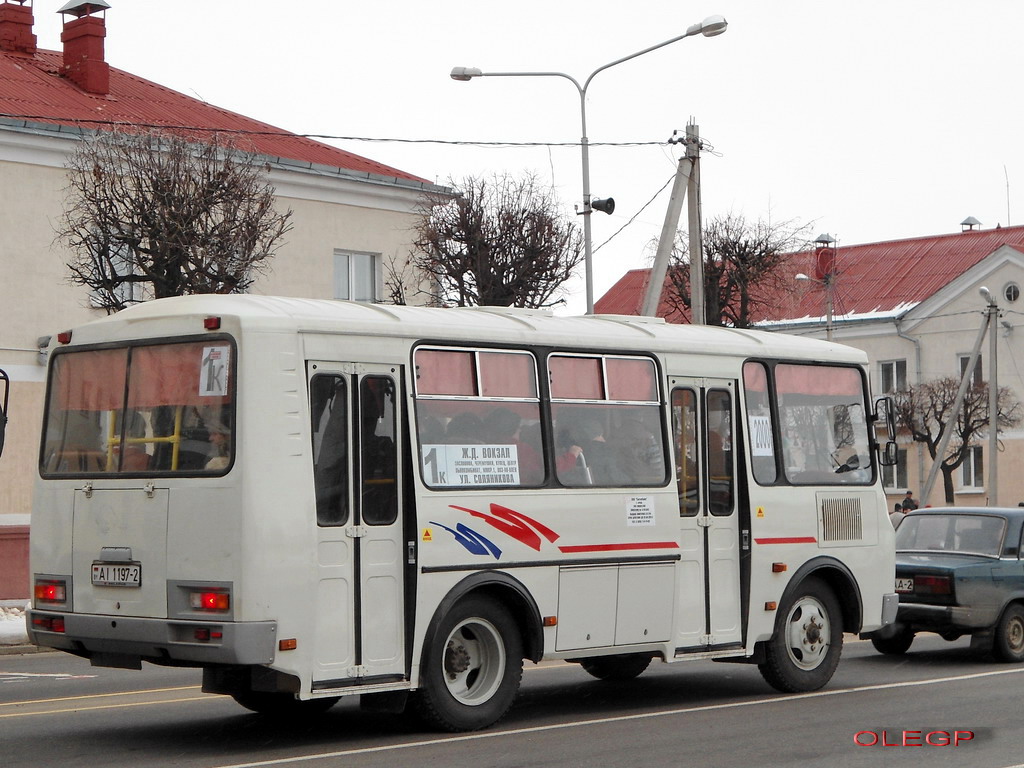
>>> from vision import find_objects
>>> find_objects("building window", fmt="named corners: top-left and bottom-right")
top-left (334, 250), bottom-right (379, 302)
top-left (1004, 283), bottom-right (1020, 303)
top-left (958, 354), bottom-right (983, 386)
top-left (881, 447), bottom-right (908, 491)
top-left (961, 445), bottom-right (984, 489)
top-left (879, 359), bottom-right (907, 394)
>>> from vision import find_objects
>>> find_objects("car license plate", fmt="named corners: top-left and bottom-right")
top-left (92, 562), bottom-right (141, 588)
top-left (895, 577), bottom-right (914, 593)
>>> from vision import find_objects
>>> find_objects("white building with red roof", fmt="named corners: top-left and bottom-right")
top-left (0, 1), bottom-right (444, 598)
top-left (597, 222), bottom-right (1024, 510)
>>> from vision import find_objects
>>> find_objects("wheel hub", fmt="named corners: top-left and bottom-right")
top-left (445, 639), bottom-right (471, 678)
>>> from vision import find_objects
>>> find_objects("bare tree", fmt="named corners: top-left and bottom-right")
top-left (411, 173), bottom-right (584, 308)
top-left (893, 376), bottom-right (1022, 503)
top-left (58, 129), bottom-right (293, 313)
top-left (664, 213), bottom-right (811, 327)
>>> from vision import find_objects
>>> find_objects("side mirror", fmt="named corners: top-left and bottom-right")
top-left (872, 396), bottom-right (898, 467)
top-left (0, 368), bottom-right (8, 460)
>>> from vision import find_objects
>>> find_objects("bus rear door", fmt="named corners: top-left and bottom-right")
top-left (670, 377), bottom-right (742, 651)
top-left (308, 363), bottom-right (406, 687)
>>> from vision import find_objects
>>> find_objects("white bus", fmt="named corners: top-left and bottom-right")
top-left (28, 295), bottom-right (898, 731)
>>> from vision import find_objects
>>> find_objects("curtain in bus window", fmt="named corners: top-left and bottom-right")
top-left (671, 389), bottom-right (699, 516)
top-left (42, 348), bottom-right (128, 473)
top-left (606, 357), bottom-right (657, 401)
top-left (775, 363), bottom-right (871, 485)
top-left (743, 362), bottom-right (777, 484)
top-left (415, 349), bottom-right (476, 396)
top-left (549, 356), bottom-right (604, 400)
top-left (707, 390), bottom-right (734, 515)
top-left (311, 375), bottom-right (349, 526)
top-left (361, 376), bottom-right (398, 526)
top-left (479, 351), bottom-right (537, 398)
top-left (128, 343), bottom-right (232, 408)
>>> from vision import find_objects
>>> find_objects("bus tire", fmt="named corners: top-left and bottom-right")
top-left (579, 653), bottom-right (653, 681)
top-left (230, 691), bottom-right (339, 717)
top-left (758, 578), bottom-right (843, 693)
top-left (414, 596), bottom-right (524, 731)
top-left (870, 626), bottom-right (915, 655)
top-left (992, 604), bottom-right (1024, 662)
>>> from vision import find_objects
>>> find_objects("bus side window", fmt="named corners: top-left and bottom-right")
top-left (671, 389), bottom-right (699, 516)
top-left (311, 375), bottom-right (349, 526)
top-left (707, 390), bottom-right (734, 516)
top-left (360, 376), bottom-right (398, 526)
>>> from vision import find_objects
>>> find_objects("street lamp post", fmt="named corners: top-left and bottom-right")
top-left (450, 14), bottom-right (727, 314)
top-left (796, 233), bottom-right (838, 341)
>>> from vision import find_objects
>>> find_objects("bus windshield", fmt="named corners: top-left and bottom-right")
top-left (40, 340), bottom-right (234, 475)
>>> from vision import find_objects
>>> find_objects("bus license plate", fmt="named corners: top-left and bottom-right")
top-left (895, 577), bottom-right (914, 593)
top-left (92, 563), bottom-right (141, 588)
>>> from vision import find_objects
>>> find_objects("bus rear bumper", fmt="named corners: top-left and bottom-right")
top-left (27, 610), bottom-right (277, 667)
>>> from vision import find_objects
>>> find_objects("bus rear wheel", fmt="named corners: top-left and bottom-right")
top-left (230, 691), bottom-right (339, 717)
top-left (759, 578), bottom-right (843, 693)
top-left (414, 596), bottom-right (524, 732)
top-left (579, 653), bottom-right (653, 681)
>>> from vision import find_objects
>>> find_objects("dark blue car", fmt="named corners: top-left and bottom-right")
top-left (870, 507), bottom-right (1024, 661)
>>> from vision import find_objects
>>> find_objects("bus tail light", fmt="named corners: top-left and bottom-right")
top-left (32, 615), bottom-right (66, 633)
top-left (189, 590), bottom-right (230, 612)
top-left (34, 579), bottom-right (67, 604)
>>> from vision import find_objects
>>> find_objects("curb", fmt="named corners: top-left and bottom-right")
top-left (0, 643), bottom-right (54, 656)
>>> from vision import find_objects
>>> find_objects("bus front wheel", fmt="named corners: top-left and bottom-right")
top-left (414, 596), bottom-right (524, 731)
top-left (758, 578), bottom-right (843, 693)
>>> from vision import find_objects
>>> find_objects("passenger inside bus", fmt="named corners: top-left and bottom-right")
top-left (484, 407), bottom-right (543, 485)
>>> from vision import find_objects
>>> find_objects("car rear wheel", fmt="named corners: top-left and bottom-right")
top-left (993, 604), bottom-right (1024, 662)
top-left (870, 625), bottom-right (915, 655)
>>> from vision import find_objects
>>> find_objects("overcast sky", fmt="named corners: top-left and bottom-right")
top-left (32, 0), bottom-right (1024, 313)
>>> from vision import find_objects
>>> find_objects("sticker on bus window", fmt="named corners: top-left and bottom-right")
top-left (421, 444), bottom-right (521, 486)
top-left (626, 496), bottom-right (655, 526)
top-left (199, 346), bottom-right (230, 397)
top-left (749, 415), bottom-right (774, 456)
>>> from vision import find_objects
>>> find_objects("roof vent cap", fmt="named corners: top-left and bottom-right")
top-left (57, 0), bottom-right (110, 18)
top-left (961, 216), bottom-right (982, 232)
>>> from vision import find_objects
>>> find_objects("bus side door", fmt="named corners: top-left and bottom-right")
top-left (670, 377), bottom-right (742, 651)
top-left (308, 362), bottom-right (406, 686)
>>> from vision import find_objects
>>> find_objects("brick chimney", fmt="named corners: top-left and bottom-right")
top-left (0, 1), bottom-right (37, 55)
top-left (59, 0), bottom-right (110, 95)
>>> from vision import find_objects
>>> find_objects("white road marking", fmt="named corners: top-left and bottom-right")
top-left (209, 666), bottom-right (1024, 768)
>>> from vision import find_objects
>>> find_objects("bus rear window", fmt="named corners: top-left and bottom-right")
top-left (41, 340), bottom-right (234, 476)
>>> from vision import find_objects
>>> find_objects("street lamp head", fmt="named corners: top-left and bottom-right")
top-left (795, 273), bottom-right (811, 283)
top-left (699, 14), bottom-right (728, 37)
top-left (450, 66), bottom-right (483, 81)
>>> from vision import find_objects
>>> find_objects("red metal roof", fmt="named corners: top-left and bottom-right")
top-left (0, 47), bottom-right (429, 184)
top-left (596, 226), bottom-right (1024, 324)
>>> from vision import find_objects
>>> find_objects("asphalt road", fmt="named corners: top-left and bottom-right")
top-left (2, 635), bottom-right (1023, 768)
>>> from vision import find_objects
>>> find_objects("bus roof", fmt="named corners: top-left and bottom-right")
top-left (64, 294), bottom-right (866, 364)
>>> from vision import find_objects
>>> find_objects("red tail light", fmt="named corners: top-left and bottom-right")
top-left (34, 580), bottom-right (66, 603)
top-left (32, 615), bottom-right (66, 633)
top-left (190, 591), bottom-right (230, 612)
top-left (915, 575), bottom-right (952, 595)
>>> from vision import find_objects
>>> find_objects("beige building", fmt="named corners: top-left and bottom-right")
top-left (0, 1), bottom-right (442, 596)
top-left (597, 223), bottom-right (1024, 511)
